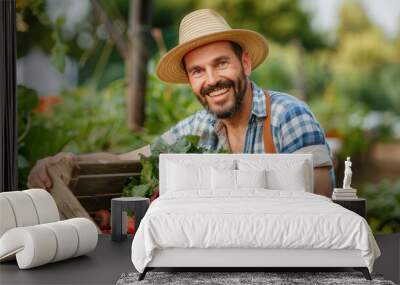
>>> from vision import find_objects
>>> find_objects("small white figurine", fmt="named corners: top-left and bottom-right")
top-left (343, 157), bottom-right (352, 189)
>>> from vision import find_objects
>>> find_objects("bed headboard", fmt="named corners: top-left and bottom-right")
top-left (159, 154), bottom-right (314, 195)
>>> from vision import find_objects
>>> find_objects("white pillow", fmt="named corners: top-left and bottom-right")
top-left (266, 166), bottom-right (307, 191)
top-left (236, 169), bottom-right (267, 189)
top-left (211, 168), bottom-right (236, 190)
top-left (167, 162), bottom-right (211, 191)
top-left (237, 159), bottom-right (309, 192)
top-left (167, 159), bottom-right (236, 192)
top-left (211, 168), bottom-right (268, 190)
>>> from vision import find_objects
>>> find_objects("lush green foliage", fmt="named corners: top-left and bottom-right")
top-left (16, 63), bottom-right (202, 188)
top-left (144, 60), bottom-right (202, 135)
top-left (121, 135), bottom-right (228, 198)
top-left (253, 2), bottom-right (400, 159)
top-left (16, 0), bottom-right (68, 72)
top-left (17, 85), bottom-right (72, 188)
top-left (360, 179), bottom-right (400, 233)
top-left (17, 80), bottom-right (147, 188)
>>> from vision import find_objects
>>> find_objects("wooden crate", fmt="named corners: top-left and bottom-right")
top-left (69, 161), bottom-right (142, 216)
top-left (46, 158), bottom-right (142, 232)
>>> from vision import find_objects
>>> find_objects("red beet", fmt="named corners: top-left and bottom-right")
top-left (94, 209), bottom-right (110, 231)
top-left (127, 216), bottom-right (135, 234)
top-left (150, 188), bottom-right (159, 203)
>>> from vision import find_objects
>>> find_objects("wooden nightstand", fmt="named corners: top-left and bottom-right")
top-left (332, 198), bottom-right (366, 219)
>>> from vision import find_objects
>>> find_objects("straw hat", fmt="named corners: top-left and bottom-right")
top-left (156, 9), bottom-right (269, 84)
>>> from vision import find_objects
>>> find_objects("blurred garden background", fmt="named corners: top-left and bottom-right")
top-left (16, 0), bottom-right (400, 233)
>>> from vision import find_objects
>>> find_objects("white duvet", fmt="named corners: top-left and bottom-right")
top-left (131, 190), bottom-right (380, 273)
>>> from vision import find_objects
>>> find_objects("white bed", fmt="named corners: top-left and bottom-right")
top-left (131, 154), bottom-right (380, 280)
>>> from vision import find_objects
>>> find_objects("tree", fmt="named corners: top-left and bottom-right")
top-left (90, 0), bottom-right (152, 131)
top-left (337, 0), bottom-right (373, 39)
top-left (333, 0), bottom-right (400, 114)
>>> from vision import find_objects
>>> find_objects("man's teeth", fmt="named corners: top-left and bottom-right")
top-left (208, 87), bottom-right (229, 97)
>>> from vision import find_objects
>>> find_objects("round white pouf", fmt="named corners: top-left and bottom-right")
top-left (0, 219), bottom-right (98, 269)
top-left (0, 196), bottom-right (17, 237)
top-left (65, 218), bottom-right (98, 257)
top-left (0, 226), bottom-right (57, 269)
top-left (24, 189), bottom-right (60, 224)
top-left (42, 221), bottom-right (79, 262)
top-left (0, 191), bottom-right (39, 227)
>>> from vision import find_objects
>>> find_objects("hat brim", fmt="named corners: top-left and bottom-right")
top-left (156, 29), bottom-right (269, 84)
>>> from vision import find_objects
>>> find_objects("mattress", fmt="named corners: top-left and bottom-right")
top-left (131, 190), bottom-right (380, 273)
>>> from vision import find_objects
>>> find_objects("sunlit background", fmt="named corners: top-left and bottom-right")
top-left (16, 0), bottom-right (400, 233)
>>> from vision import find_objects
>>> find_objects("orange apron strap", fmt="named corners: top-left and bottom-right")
top-left (263, 90), bottom-right (277, 153)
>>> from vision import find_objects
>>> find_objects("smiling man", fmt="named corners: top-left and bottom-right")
top-left (147, 9), bottom-right (335, 196)
top-left (181, 41), bottom-right (256, 154)
top-left (28, 9), bottom-right (334, 197)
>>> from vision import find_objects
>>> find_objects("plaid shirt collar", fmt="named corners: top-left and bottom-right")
top-left (209, 81), bottom-right (267, 128)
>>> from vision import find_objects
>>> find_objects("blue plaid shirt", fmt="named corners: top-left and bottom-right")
top-left (152, 81), bottom-right (335, 186)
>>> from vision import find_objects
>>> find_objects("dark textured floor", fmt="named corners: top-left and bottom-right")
top-left (1, 235), bottom-right (398, 285)
top-left (117, 271), bottom-right (395, 285)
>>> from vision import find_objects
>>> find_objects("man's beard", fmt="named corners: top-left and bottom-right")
top-left (198, 71), bottom-right (247, 119)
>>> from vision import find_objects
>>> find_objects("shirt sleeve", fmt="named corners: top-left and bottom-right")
top-left (278, 103), bottom-right (333, 168)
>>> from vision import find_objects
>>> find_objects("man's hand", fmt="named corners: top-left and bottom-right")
top-left (27, 152), bottom-right (77, 191)
top-left (313, 166), bottom-right (333, 198)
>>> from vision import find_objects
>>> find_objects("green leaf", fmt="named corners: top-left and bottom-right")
top-left (121, 176), bottom-right (139, 197)
top-left (17, 85), bottom-right (40, 141)
top-left (122, 135), bottom-right (225, 200)
top-left (21, 123), bottom-right (73, 165)
top-left (171, 136), bottom-right (191, 153)
top-left (185, 135), bottom-right (200, 146)
top-left (131, 184), bottom-right (149, 197)
top-left (360, 179), bottom-right (400, 233)
top-left (50, 30), bottom-right (68, 73)
top-left (17, 85), bottom-right (39, 113)
top-left (140, 159), bottom-right (154, 184)
top-left (54, 16), bottom-right (65, 27)
top-left (149, 138), bottom-right (170, 156)
top-left (51, 41), bottom-right (67, 72)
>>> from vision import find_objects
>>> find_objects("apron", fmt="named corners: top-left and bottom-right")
top-left (263, 90), bottom-right (276, 153)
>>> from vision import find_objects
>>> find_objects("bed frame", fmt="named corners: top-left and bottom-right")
top-left (138, 154), bottom-right (372, 281)
top-left (139, 248), bottom-right (371, 280)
